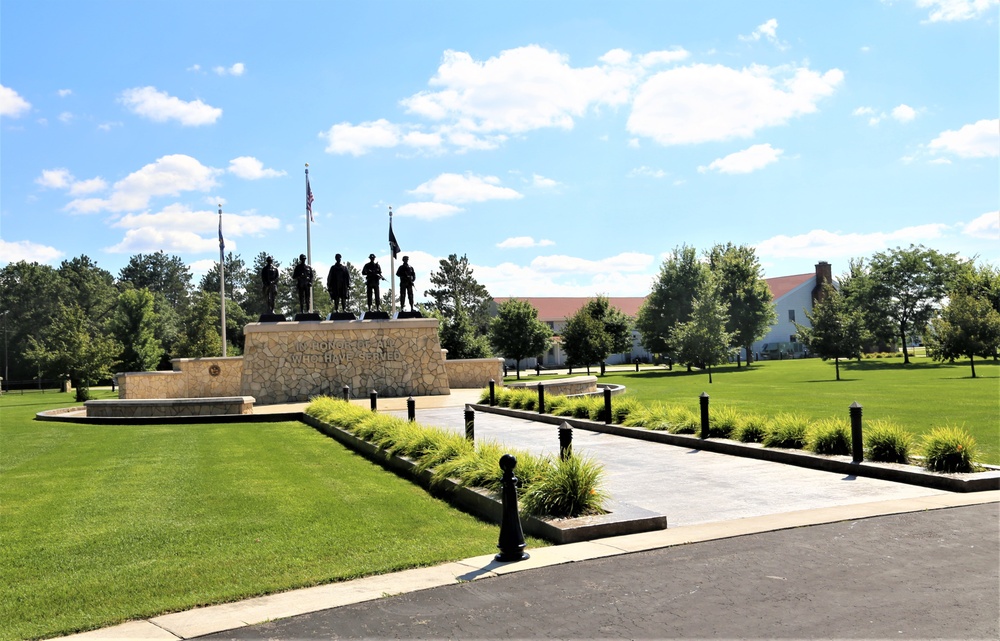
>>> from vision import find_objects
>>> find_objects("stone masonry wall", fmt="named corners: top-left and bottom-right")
top-left (117, 357), bottom-right (243, 399)
top-left (445, 357), bottom-right (505, 389)
top-left (241, 319), bottom-right (450, 405)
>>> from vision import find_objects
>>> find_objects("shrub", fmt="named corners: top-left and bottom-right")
top-left (495, 388), bottom-right (515, 408)
top-left (732, 413), bottom-right (768, 443)
top-left (864, 419), bottom-right (912, 463)
top-left (545, 395), bottom-right (569, 415)
top-left (706, 405), bottom-right (740, 439)
top-left (413, 429), bottom-right (475, 474)
top-left (477, 387), bottom-right (492, 404)
top-left (568, 396), bottom-right (600, 419)
top-left (665, 405), bottom-right (699, 434)
top-left (763, 413), bottom-right (810, 449)
top-left (611, 395), bottom-right (644, 424)
top-left (518, 454), bottom-right (608, 518)
top-left (921, 426), bottom-right (978, 473)
top-left (807, 417), bottom-right (852, 455)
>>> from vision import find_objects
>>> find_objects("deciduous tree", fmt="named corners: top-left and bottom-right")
top-left (706, 243), bottom-right (776, 365)
top-left (635, 245), bottom-right (708, 359)
top-left (927, 290), bottom-right (1000, 378)
top-left (795, 283), bottom-right (865, 381)
top-left (109, 287), bottom-right (163, 372)
top-left (669, 281), bottom-right (732, 383)
top-left (488, 299), bottom-right (552, 379)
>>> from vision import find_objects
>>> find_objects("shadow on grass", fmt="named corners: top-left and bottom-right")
top-left (802, 378), bottom-right (861, 383)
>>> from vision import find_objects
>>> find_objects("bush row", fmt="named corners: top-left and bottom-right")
top-left (306, 396), bottom-right (608, 518)
top-left (481, 388), bottom-right (981, 473)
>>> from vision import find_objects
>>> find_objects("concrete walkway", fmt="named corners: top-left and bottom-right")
top-left (62, 391), bottom-right (1000, 640)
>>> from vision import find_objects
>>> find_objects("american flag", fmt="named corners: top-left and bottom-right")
top-left (306, 175), bottom-right (315, 222)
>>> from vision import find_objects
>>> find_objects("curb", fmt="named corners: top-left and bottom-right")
top-left (301, 414), bottom-right (667, 544)
top-left (473, 404), bottom-right (1000, 493)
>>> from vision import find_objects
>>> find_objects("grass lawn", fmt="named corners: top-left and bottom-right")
top-left (1, 391), bottom-right (534, 640)
top-left (512, 356), bottom-right (1000, 464)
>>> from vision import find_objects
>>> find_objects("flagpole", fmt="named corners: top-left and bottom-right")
top-left (389, 206), bottom-right (396, 317)
top-left (218, 203), bottom-right (227, 357)
top-left (305, 163), bottom-right (313, 312)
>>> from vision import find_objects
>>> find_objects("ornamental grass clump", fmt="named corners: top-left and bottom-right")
top-left (518, 454), bottom-right (608, 518)
top-left (921, 425), bottom-right (978, 473)
top-left (807, 417), bottom-right (852, 455)
top-left (573, 396), bottom-right (602, 419)
top-left (732, 413), bottom-right (768, 443)
top-left (763, 413), bottom-right (810, 449)
top-left (864, 419), bottom-right (912, 463)
top-left (623, 402), bottom-right (672, 430)
top-left (705, 405), bottom-right (741, 439)
top-left (665, 405), bottom-right (699, 434)
top-left (494, 388), bottom-right (515, 408)
top-left (611, 395), bottom-right (644, 424)
top-left (545, 395), bottom-right (569, 415)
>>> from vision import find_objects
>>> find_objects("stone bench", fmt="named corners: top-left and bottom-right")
top-left (84, 396), bottom-right (255, 418)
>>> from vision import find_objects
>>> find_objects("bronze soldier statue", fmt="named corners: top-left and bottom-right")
top-left (327, 253), bottom-right (351, 313)
top-left (292, 254), bottom-right (314, 314)
top-left (361, 253), bottom-right (385, 311)
top-left (261, 256), bottom-right (279, 314)
top-left (396, 255), bottom-right (416, 312)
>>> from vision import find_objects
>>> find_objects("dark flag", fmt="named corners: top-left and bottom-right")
top-left (218, 211), bottom-right (224, 250)
top-left (306, 175), bottom-right (315, 222)
top-left (389, 219), bottom-right (401, 259)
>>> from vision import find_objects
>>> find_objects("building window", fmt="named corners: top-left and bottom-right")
top-left (790, 335), bottom-right (797, 343)
top-left (788, 309), bottom-right (795, 322)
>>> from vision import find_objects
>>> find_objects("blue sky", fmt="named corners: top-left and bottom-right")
top-left (2, 0), bottom-right (997, 299)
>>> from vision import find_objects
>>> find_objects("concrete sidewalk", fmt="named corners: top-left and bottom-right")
top-left (62, 392), bottom-right (1000, 640)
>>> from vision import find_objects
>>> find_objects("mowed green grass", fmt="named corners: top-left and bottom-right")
top-left (517, 356), bottom-right (1000, 464)
top-left (0, 392), bottom-right (514, 640)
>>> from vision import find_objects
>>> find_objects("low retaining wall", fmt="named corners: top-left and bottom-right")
top-left (506, 376), bottom-right (598, 397)
top-left (301, 413), bottom-right (667, 544)
top-left (117, 357), bottom-right (244, 399)
top-left (85, 396), bottom-right (255, 418)
top-left (444, 357), bottom-right (505, 389)
top-left (475, 404), bottom-right (1000, 493)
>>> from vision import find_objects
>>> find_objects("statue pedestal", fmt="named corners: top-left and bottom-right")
top-left (258, 313), bottom-right (287, 323)
top-left (240, 319), bottom-right (449, 404)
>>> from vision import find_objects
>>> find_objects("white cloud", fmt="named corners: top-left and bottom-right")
top-left (408, 172), bottom-right (522, 204)
top-left (69, 177), bottom-right (108, 195)
top-left (66, 154), bottom-right (221, 213)
top-left (214, 62), bottom-right (245, 76)
top-left (36, 168), bottom-right (107, 195)
top-left (891, 104), bottom-right (917, 123)
top-left (637, 48), bottom-right (691, 66)
top-left (700, 143), bottom-right (784, 174)
top-left (57, 89), bottom-right (72, 97)
top-left (394, 202), bottom-right (464, 220)
top-left (756, 224), bottom-right (951, 259)
top-left (916, 0), bottom-right (999, 22)
top-left (97, 121), bottom-right (123, 132)
top-left (627, 63), bottom-right (843, 145)
top-left (228, 156), bottom-right (286, 179)
top-left (0, 238), bottom-right (63, 264)
top-left (928, 119), bottom-right (999, 158)
top-left (475, 252), bottom-right (657, 297)
top-left (120, 86), bottom-right (222, 126)
top-left (497, 236), bottom-right (555, 249)
top-left (853, 106), bottom-right (883, 126)
top-left (0, 84), bottom-right (31, 118)
top-left (531, 174), bottom-right (559, 188)
top-left (107, 203), bottom-right (280, 254)
top-left (627, 166), bottom-right (667, 179)
top-left (739, 18), bottom-right (788, 49)
top-left (58, 111), bottom-right (74, 124)
top-left (322, 119), bottom-right (403, 156)
top-left (962, 211), bottom-right (999, 239)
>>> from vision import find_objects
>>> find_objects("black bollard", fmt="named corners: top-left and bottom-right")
top-left (407, 396), bottom-right (416, 422)
top-left (464, 404), bottom-right (475, 441)
top-left (489, 379), bottom-right (496, 407)
top-left (600, 361), bottom-right (606, 376)
top-left (342, 385), bottom-right (350, 401)
top-left (559, 422), bottom-right (573, 460)
top-left (699, 392), bottom-right (710, 439)
top-left (635, 359), bottom-right (640, 373)
top-left (850, 401), bottom-right (864, 463)
top-left (535, 361), bottom-right (541, 376)
top-left (604, 387), bottom-right (612, 424)
top-left (369, 390), bottom-right (378, 411)
top-left (537, 382), bottom-right (545, 414)
top-left (495, 454), bottom-right (529, 562)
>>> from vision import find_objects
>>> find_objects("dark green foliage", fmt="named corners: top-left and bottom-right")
top-left (706, 243), bottom-right (776, 366)
top-left (927, 290), bottom-right (1000, 378)
top-left (424, 254), bottom-right (493, 333)
top-left (440, 304), bottom-right (492, 359)
top-left (118, 251), bottom-right (192, 308)
top-left (796, 283), bottom-right (865, 380)
top-left (635, 244), bottom-right (708, 357)
top-left (109, 287), bottom-right (163, 372)
top-left (488, 298), bottom-right (552, 379)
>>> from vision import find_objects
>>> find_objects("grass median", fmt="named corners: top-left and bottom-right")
top-left (1, 391), bottom-right (532, 640)
top-left (513, 356), bottom-right (999, 464)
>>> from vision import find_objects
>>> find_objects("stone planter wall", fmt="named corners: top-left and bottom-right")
top-left (117, 357), bottom-right (243, 399)
top-left (444, 357), bottom-right (505, 389)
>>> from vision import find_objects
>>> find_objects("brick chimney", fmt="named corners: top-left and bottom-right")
top-left (812, 261), bottom-right (833, 303)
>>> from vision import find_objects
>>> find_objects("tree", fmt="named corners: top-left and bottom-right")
top-left (927, 291), bottom-right (1000, 378)
top-left (118, 251), bottom-right (192, 308)
top-left (109, 287), bottom-right (163, 372)
top-left (24, 303), bottom-right (121, 401)
top-left (439, 304), bottom-right (492, 359)
top-left (635, 245), bottom-right (709, 358)
top-left (706, 243), bottom-right (776, 365)
top-left (175, 291), bottom-right (223, 358)
top-left (425, 254), bottom-right (493, 333)
top-left (670, 282), bottom-right (732, 383)
top-left (0, 261), bottom-right (69, 381)
top-left (561, 296), bottom-right (633, 373)
top-left (868, 245), bottom-right (959, 364)
top-left (199, 252), bottom-right (251, 308)
top-left (794, 283), bottom-right (865, 381)
top-left (562, 309), bottom-right (611, 375)
top-left (488, 299), bottom-right (552, 379)
top-left (244, 252), bottom-right (277, 318)
top-left (839, 258), bottom-right (896, 353)
top-left (58, 255), bottom-right (117, 325)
